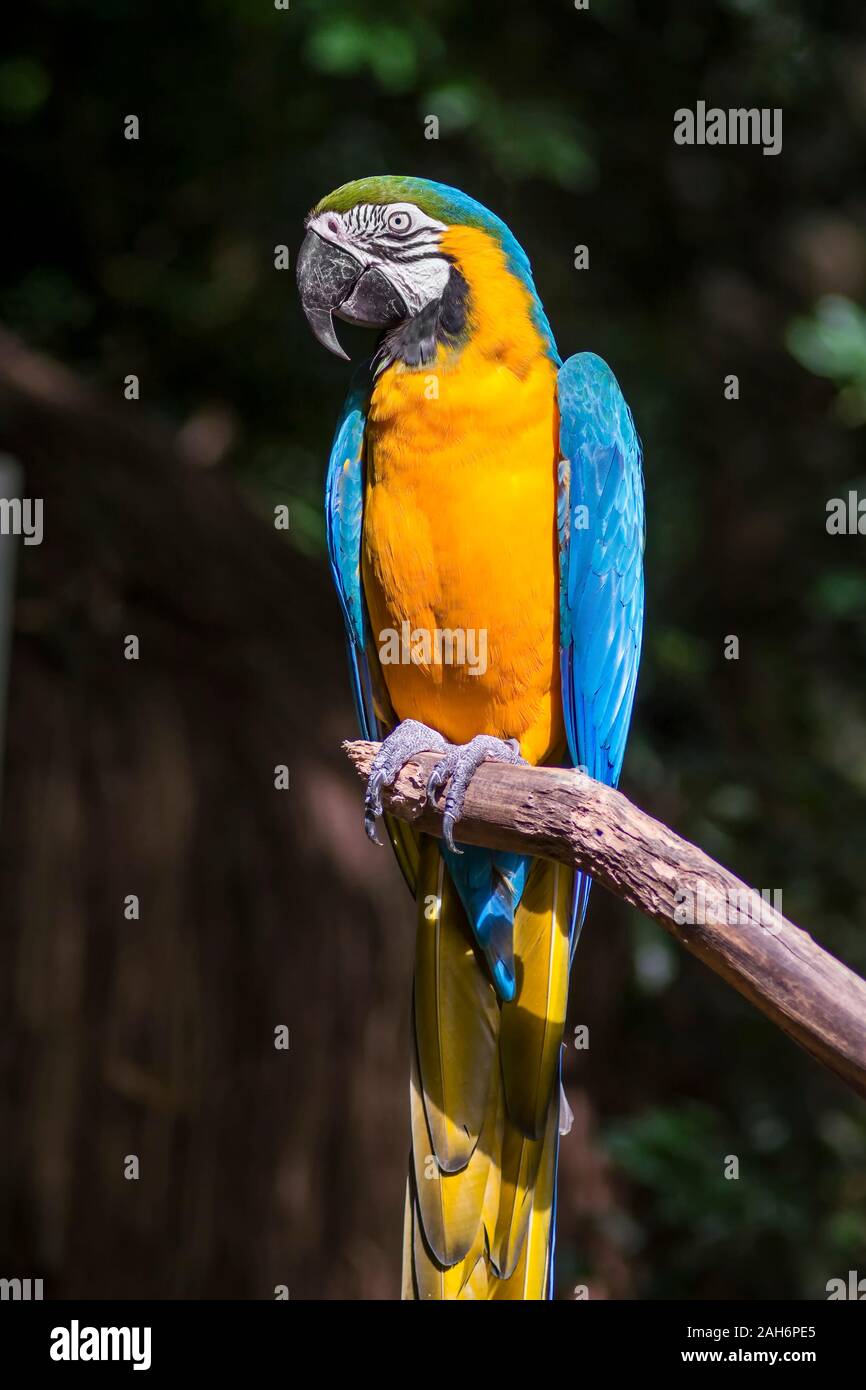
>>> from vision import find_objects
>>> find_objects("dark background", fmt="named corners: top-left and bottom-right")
top-left (1, 0), bottom-right (865, 1299)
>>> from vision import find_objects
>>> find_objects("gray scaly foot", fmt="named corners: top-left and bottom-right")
top-left (365, 719), bottom-right (447, 844)
top-left (426, 734), bottom-right (526, 854)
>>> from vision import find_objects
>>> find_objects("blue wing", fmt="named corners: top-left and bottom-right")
top-left (557, 352), bottom-right (645, 942)
top-left (325, 367), bottom-right (379, 741)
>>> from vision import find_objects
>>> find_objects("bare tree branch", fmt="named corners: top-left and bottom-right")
top-left (344, 739), bottom-right (866, 1100)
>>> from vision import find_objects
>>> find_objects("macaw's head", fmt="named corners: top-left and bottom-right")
top-left (297, 175), bottom-right (556, 368)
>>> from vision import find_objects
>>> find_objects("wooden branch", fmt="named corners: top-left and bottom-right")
top-left (344, 739), bottom-right (866, 1100)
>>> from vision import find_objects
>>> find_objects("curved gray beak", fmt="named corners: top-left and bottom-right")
top-left (296, 229), bottom-right (408, 360)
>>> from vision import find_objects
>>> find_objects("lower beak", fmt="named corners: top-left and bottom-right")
top-left (296, 229), bottom-right (407, 360)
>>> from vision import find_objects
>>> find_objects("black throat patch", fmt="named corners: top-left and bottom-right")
top-left (374, 265), bottom-right (470, 373)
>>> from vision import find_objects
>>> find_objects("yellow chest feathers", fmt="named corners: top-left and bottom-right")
top-left (361, 226), bottom-right (563, 763)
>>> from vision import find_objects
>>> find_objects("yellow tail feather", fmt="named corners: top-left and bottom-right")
top-left (413, 845), bottom-right (499, 1172)
top-left (404, 837), bottom-right (572, 1300)
top-left (409, 1021), bottom-right (499, 1265)
top-left (489, 1098), bottom-right (558, 1299)
top-left (490, 1118), bottom-right (545, 1279)
top-left (500, 858), bottom-right (571, 1138)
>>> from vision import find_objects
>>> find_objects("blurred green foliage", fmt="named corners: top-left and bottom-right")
top-left (788, 295), bottom-right (866, 424)
top-left (606, 1100), bottom-right (866, 1298)
top-left (3, 0), bottom-right (866, 1298)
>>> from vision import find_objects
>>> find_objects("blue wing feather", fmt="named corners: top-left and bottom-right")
top-left (325, 368), bottom-right (378, 741)
top-left (557, 352), bottom-right (645, 946)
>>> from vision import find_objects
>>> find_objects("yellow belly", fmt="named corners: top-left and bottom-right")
top-left (362, 349), bottom-right (563, 767)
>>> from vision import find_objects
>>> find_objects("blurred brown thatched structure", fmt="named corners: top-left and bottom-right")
top-left (0, 328), bottom-right (413, 1298)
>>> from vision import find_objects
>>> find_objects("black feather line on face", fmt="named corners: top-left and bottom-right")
top-left (374, 265), bottom-right (469, 373)
top-left (367, 245), bottom-right (441, 265)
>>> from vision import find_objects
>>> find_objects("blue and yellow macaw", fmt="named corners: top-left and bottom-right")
top-left (297, 176), bottom-right (644, 1300)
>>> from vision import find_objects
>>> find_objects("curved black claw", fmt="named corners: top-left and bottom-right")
top-left (364, 719), bottom-right (447, 844)
top-left (425, 735), bottom-right (526, 854)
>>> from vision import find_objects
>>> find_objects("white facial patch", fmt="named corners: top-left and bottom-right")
top-left (306, 202), bottom-right (451, 317)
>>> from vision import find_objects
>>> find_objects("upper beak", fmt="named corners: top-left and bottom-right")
top-left (296, 228), bottom-right (408, 360)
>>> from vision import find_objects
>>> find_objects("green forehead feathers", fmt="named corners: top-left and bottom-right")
top-left (315, 176), bottom-right (495, 232)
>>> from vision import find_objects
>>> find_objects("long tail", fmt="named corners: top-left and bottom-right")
top-left (404, 835), bottom-right (572, 1300)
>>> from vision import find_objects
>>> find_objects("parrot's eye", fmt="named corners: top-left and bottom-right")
top-left (387, 210), bottom-right (412, 234)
